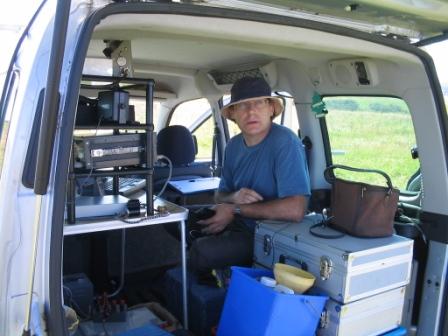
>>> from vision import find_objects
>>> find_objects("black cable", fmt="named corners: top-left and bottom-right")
top-left (308, 214), bottom-right (345, 239)
top-left (269, 216), bottom-right (331, 268)
top-left (309, 222), bottom-right (345, 239)
top-left (107, 228), bottom-right (126, 299)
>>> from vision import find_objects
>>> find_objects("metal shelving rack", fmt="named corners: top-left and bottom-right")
top-left (66, 75), bottom-right (155, 223)
top-left (64, 75), bottom-right (190, 329)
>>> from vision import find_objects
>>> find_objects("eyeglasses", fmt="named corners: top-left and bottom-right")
top-left (233, 99), bottom-right (269, 113)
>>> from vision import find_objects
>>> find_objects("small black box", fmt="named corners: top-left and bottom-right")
top-left (98, 90), bottom-right (130, 124)
top-left (63, 273), bottom-right (94, 318)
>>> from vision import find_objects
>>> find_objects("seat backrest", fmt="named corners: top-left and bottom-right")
top-left (155, 125), bottom-right (211, 194)
top-left (157, 125), bottom-right (196, 166)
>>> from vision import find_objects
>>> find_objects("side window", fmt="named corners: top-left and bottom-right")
top-left (169, 98), bottom-right (213, 161)
top-left (323, 96), bottom-right (419, 191)
top-left (225, 94), bottom-right (299, 138)
top-left (276, 95), bottom-right (299, 133)
top-left (131, 97), bottom-right (161, 126)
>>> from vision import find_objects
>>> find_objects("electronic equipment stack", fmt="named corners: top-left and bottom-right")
top-left (66, 75), bottom-right (156, 223)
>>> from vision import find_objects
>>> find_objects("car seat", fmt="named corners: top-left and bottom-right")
top-left (154, 125), bottom-right (211, 193)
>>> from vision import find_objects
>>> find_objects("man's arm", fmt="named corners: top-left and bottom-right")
top-left (215, 188), bottom-right (264, 204)
top-left (200, 195), bottom-right (307, 234)
top-left (236, 195), bottom-right (307, 222)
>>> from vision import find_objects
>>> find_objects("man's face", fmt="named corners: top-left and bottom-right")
top-left (230, 98), bottom-right (274, 139)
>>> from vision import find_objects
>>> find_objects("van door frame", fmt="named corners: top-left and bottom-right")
top-left (47, 2), bottom-right (448, 334)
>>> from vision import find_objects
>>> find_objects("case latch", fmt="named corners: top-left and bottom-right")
top-left (320, 256), bottom-right (333, 280)
top-left (263, 234), bottom-right (272, 256)
top-left (319, 308), bottom-right (330, 329)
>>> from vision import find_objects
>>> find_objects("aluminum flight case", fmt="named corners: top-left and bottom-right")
top-left (253, 214), bottom-right (413, 303)
top-left (317, 286), bottom-right (406, 336)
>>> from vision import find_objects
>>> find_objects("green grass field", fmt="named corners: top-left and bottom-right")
top-left (325, 109), bottom-right (419, 189)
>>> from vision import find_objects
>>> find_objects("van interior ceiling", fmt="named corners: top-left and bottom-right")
top-left (41, 6), bottom-right (440, 335)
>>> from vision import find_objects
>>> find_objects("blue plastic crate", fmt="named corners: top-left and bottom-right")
top-left (217, 267), bottom-right (328, 336)
top-left (381, 326), bottom-right (407, 336)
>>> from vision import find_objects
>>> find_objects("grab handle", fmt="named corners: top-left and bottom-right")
top-left (324, 164), bottom-right (393, 190)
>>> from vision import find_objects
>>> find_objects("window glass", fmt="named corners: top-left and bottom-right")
top-left (169, 98), bottom-right (213, 160)
top-left (323, 96), bottom-right (419, 190)
top-left (279, 94), bottom-right (299, 133)
top-left (131, 97), bottom-right (161, 127)
top-left (192, 117), bottom-right (214, 160)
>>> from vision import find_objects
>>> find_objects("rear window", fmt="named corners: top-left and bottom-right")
top-left (169, 98), bottom-right (213, 160)
top-left (323, 96), bottom-right (419, 191)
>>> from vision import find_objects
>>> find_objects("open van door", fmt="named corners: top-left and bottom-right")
top-left (0, 0), bottom-right (92, 334)
top-left (206, 0), bottom-right (448, 43)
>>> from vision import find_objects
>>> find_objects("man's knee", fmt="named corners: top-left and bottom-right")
top-left (189, 236), bottom-right (215, 272)
top-left (189, 232), bottom-right (253, 272)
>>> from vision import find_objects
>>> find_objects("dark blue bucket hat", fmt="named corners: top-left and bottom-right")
top-left (221, 77), bottom-right (284, 119)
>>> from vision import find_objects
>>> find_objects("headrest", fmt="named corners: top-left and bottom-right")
top-left (157, 125), bottom-right (195, 165)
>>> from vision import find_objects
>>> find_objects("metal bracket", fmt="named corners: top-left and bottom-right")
top-left (111, 40), bottom-right (134, 78)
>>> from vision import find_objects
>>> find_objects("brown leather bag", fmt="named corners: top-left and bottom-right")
top-left (324, 165), bottom-right (399, 238)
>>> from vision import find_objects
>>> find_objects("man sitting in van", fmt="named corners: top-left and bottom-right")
top-left (189, 76), bottom-right (310, 275)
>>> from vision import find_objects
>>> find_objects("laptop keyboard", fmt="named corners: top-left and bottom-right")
top-left (103, 177), bottom-right (146, 196)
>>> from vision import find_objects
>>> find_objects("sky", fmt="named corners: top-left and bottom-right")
top-left (0, 1), bottom-right (447, 92)
top-left (425, 42), bottom-right (448, 86)
top-left (0, 1), bottom-right (40, 93)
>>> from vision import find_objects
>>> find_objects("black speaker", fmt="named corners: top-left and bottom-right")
top-left (98, 90), bottom-right (130, 124)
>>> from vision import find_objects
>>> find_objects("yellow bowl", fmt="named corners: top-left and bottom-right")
top-left (273, 263), bottom-right (316, 294)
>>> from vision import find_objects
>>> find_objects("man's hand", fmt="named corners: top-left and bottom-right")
top-left (198, 203), bottom-right (235, 235)
top-left (232, 188), bottom-right (264, 204)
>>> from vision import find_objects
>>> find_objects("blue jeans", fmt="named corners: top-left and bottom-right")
top-left (188, 218), bottom-right (254, 272)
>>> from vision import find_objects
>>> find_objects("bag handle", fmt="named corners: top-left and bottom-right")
top-left (324, 164), bottom-right (394, 190)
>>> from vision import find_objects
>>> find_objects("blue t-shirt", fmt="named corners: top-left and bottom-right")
top-left (219, 124), bottom-right (310, 228)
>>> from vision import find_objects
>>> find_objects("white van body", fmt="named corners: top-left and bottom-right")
top-left (0, 0), bottom-right (447, 335)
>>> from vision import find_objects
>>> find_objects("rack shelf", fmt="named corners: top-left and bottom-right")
top-left (75, 124), bottom-right (152, 130)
